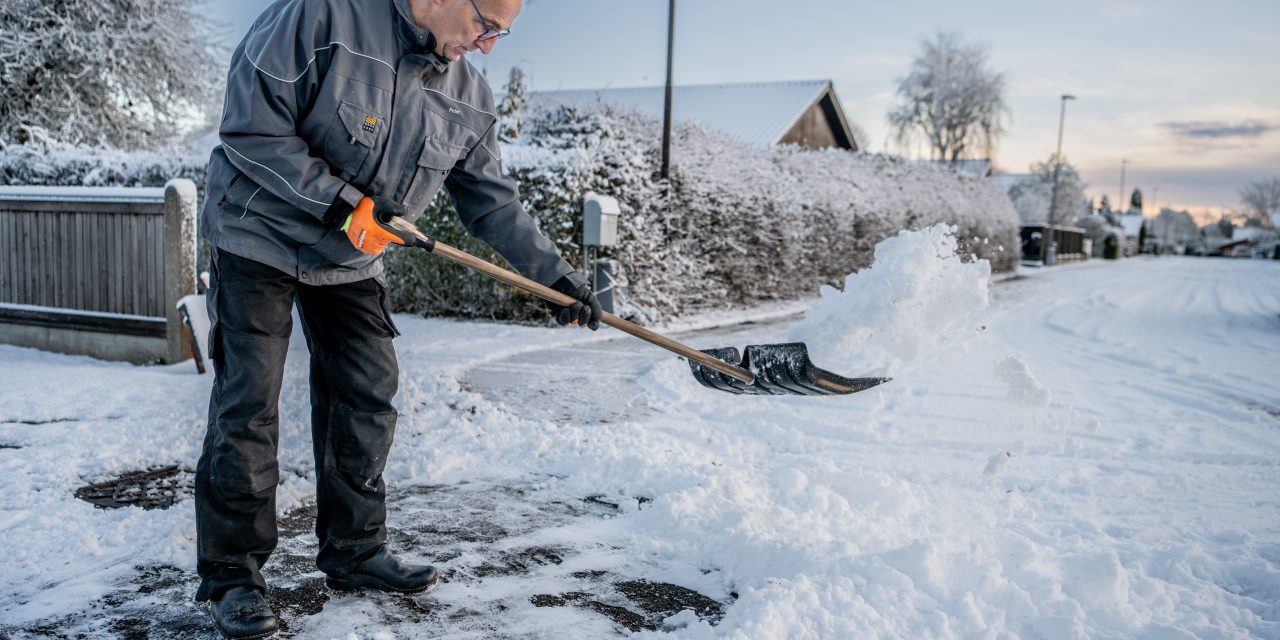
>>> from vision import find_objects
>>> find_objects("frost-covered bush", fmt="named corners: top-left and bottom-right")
top-left (387, 103), bottom-right (1018, 323)
top-left (0, 0), bottom-right (222, 148)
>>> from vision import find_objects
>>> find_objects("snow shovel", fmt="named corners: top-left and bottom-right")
top-left (382, 216), bottom-right (889, 396)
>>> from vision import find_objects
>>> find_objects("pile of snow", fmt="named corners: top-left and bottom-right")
top-left (788, 224), bottom-right (992, 377)
top-left (994, 356), bottom-right (1050, 405)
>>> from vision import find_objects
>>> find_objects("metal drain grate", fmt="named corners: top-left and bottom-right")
top-left (74, 466), bottom-right (194, 510)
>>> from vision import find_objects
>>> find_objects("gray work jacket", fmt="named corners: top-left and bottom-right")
top-left (201, 0), bottom-right (580, 288)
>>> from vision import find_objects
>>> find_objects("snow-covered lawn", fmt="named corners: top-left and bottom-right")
top-left (0, 230), bottom-right (1277, 639)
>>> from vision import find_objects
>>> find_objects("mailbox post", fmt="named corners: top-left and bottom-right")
top-left (582, 193), bottom-right (621, 313)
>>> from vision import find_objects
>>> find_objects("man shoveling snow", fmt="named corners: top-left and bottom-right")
top-left (195, 0), bottom-right (601, 636)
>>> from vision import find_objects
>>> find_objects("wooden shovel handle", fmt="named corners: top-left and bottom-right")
top-left (386, 217), bottom-right (755, 384)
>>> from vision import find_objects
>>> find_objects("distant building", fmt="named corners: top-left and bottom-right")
top-left (529, 79), bottom-right (858, 151)
top-left (1117, 213), bottom-right (1147, 256)
top-left (1223, 226), bottom-right (1280, 259)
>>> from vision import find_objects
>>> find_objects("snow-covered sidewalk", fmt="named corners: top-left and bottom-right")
top-left (1, 233), bottom-right (1278, 638)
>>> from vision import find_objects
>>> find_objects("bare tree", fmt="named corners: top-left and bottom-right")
top-left (1150, 209), bottom-right (1201, 254)
top-left (888, 31), bottom-right (1008, 162)
top-left (1239, 177), bottom-right (1280, 226)
top-left (0, 0), bottom-right (223, 149)
top-left (1006, 157), bottom-right (1087, 226)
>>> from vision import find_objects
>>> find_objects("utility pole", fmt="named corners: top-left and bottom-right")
top-left (1118, 159), bottom-right (1129, 217)
top-left (660, 0), bottom-right (675, 180)
top-left (1042, 94), bottom-right (1075, 266)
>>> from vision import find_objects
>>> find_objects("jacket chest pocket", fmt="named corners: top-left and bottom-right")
top-left (322, 101), bottom-right (381, 182)
top-left (403, 136), bottom-right (468, 211)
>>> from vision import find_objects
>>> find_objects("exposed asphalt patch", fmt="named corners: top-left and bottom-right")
top-left (0, 417), bottom-right (82, 425)
top-left (73, 466), bottom-right (194, 511)
top-left (0, 416), bottom-right (122, 426)
top-left (531, 578), bottom-right (727, 632)
top-left (3, 481), bottom-right (727, 638)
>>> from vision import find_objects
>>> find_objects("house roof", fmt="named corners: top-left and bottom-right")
top-left (1119, 213), bottom-right (1146, 237)
top-left (923, 159), bottom-right (993, 177)
top-left (528, 79), bottom-right (845, 148)
top-left (994, 173), bottom-right (1029, 191)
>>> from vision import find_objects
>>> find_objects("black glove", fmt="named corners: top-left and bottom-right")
top-left (547, 274), bottom-right (602, 330)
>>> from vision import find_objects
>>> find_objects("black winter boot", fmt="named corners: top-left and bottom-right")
top-left (324, 546), bottom-right (438, 594)
top-left (210, 586), bottom-right (278, 639)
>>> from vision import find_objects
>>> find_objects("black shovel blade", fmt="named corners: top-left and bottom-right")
top-left (688, 342), bottom-right (890, 396)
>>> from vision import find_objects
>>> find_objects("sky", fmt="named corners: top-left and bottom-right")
top-left (207, 0), bottom-right (1280, 221)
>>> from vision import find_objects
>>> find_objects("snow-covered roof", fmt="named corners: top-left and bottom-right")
top-left (993, 173), bottom-right (1029, 191)
top-left (923, 159), bottom-right (992, 177)
top-left (1232, 226), bottom-right (1279, 242)
top-left (529, 80), bottom-right (843, 148)
top-left (1119, 213), bottom-right (1146, 237)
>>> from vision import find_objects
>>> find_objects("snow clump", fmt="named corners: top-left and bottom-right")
top-left (994, 356), bottom-right (1051, 406)
top-left (787, 224), bottom-right (991, 377)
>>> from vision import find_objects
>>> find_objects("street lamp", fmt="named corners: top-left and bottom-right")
top-left (660, 0), bottom-right (676, 180)
top-left (1042, 94), bottom-right (1076, 266)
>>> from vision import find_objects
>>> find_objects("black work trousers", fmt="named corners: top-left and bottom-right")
top-left (194, 249), bottom-right (401, 602)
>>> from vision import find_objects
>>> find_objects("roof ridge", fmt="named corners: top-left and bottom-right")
top-left (532, 79), bottom-right (830, 94)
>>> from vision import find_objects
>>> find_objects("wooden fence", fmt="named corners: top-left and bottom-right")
top-left (0, 182), bottom-right (197, 363)
top-left (1020, 225), bottom-right (1088, 265)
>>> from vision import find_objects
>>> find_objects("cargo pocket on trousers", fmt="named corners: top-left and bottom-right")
top-left (207, 250), bottom-right (223, 365)
top-left (375, 281), bottom-right (400, 338)
top-left (330, 402), bottom-right (397, 491)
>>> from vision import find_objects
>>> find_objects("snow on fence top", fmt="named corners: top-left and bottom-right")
top-left (0, 185), bottom-right (165, 203)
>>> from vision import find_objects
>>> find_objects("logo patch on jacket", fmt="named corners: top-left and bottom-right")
top-left (362, 115), bottom-right (379, 133)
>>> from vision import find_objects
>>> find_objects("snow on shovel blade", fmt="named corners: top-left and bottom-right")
top-left (689, 343), bottom-right (890, 396)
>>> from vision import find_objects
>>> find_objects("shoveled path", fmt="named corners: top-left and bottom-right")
top-left (459, 314), bottom-right (800, 425)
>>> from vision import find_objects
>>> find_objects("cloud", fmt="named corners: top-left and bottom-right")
top-left (1162, 120), bottom-right (1276, 140)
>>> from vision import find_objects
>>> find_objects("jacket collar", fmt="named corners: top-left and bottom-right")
top-left (392, 0), bottom-right (450, 70)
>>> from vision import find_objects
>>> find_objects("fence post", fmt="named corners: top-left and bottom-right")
top-left (164, 179), bottom-right (197, 364)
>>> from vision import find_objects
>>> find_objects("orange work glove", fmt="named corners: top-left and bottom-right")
top-left (341, 196), bottom-right (409, 256)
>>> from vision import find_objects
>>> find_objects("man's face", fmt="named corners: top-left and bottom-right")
top-left (430, 0), bottom-right (520, 62)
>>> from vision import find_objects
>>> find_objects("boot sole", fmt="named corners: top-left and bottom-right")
top-left (215, 630), bottom-right (277, 640)
top-left (324, 574), bottom-right (437, 595)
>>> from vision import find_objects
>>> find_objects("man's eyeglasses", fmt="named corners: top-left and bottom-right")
top-left (468, 0), bottom-right (510, 41)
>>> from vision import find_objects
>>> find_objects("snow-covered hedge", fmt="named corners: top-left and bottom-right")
top-left (2, 106), bottom-right (1019, 324)
top-left (388, 104), bottom-right (1018, 322)
top-left (0, 136), bottom-right (206, 188)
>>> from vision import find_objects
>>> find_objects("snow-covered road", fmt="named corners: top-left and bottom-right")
top-left (0, 242), bottom-right (1277, 638)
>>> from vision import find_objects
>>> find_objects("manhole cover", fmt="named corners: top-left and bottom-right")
top-left (74, 466), bottom-right (194, 510)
